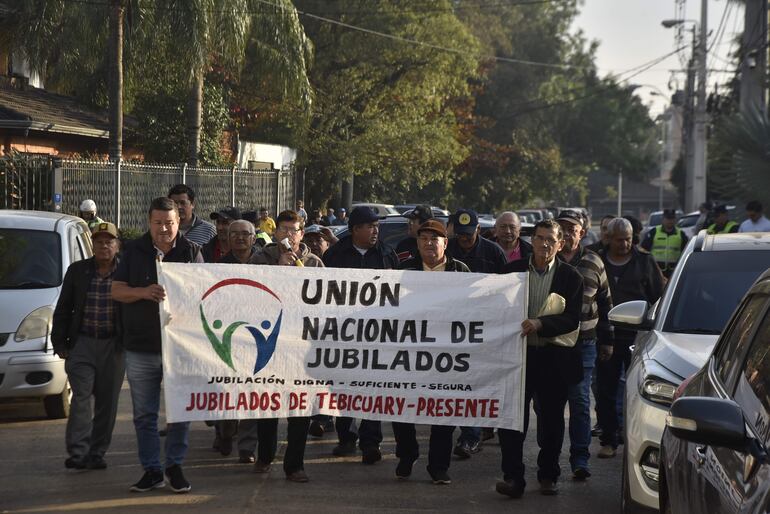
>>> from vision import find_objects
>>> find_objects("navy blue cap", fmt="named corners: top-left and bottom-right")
top-left (348, 206), bottom-right (380, 227)
top-left (452, 208), bottom-right (479, 235)
top-left (713, 204), bottom-right (728, 214)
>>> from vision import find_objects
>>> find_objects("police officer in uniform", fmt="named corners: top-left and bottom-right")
top-left (707, 205), bottom-right (739, 234)
top-left (640, 209), bottom-right (688, 279)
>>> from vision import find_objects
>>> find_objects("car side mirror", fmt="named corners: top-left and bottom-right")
top-left (666, 397), bottom-right (749, 452)
top-left (609, 301), bottom-right (652, 331)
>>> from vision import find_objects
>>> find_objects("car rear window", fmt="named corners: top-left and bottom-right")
top-left (0, 229), bottom-right (62, 289)
top-left (663, 251), bottom-right (770, 335)
top-left (677, 215), bottom-right (698, 228)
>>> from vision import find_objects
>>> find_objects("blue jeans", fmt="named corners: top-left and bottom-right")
top-left (567, 339), bottom-right (596, 471)
top-left (458, 426), bottom-right (480, 445)
top-left (125, 351), bottom-right (189, 471)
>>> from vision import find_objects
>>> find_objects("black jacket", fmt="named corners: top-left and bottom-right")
top-left (448, 236), bottom-right (507, 273)
top-left (395, 237), bottom-right (419, 263)
top-left (114, 232), bottom-right (201, 354)
top-left (323, 235), bottom-right (399, 270)
top-left (201, 234), bottom-right (221, 263)
top-left (502, 257), bottom-right (584, 385)
top-left (597, 247), bottom-right (664, 307)
top-left (51, 257), bottom-right (122, 354)
top-left (399, 255), bottom-right (471, 272)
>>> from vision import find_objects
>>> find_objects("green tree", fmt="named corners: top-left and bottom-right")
top-left (296, 0), bottom-right (480, 207)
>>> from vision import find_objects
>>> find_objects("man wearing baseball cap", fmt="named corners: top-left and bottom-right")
top-left (394, 219), bottom-right (469, 484)
top-left (640, 208), bottom-right (688, 279)
top-left (52, 222), bottom-right (124, 472)
top-left (447, 208), bottom-right (507, 459)
top-left (322, 206), bottom-right (399, 464)
top-left (555, 210), bottom-right (614, 481)
top-left (202, 207), bottom-right (242, 263)
top-left (396, 204), bottom-right (434, 263)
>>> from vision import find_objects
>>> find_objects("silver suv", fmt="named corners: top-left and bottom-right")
top-left (609, 231), bottom-right (770, 512)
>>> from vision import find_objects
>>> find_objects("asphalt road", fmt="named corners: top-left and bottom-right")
top-left (0, 382), bottom-right (621, 513)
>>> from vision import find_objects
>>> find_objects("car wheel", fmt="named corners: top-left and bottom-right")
top-left (43, 379), bottom-right (71, 419)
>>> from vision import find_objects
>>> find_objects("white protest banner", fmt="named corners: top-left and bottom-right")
top-left (158, 262), bottom-right (527, 430)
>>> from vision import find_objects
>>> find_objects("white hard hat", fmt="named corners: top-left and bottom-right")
top-left (79, 199), bottom-right (97, 212)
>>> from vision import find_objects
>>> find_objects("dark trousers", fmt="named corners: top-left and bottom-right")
top-left (335, 417), bottom-right (383, 449)
top-left (498, 346), bottom-right (570, 485)
top-left (65, 336), bottom-right (125, 460)
top-left (596, 339), bottom-right (633, 448)
top-left (255, 417), bottom-right (310, 474)
top-left (392, 422), bottom-right (455, 474)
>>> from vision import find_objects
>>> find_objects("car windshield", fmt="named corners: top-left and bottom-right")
top-left (0, 229), bottom-right (61, 289)
top-left (648, 213), bottom-right (662, 226)
top-left (663, 251), bottom-right (770, 334)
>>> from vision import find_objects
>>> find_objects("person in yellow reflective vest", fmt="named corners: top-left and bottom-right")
top-left (707, 204), bottom-right (739, 235)
top-left (640, 209), bottom-right (689, 279)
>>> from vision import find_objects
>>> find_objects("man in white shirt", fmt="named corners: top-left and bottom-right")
top-left (739, 201), bottom-right (770, 232)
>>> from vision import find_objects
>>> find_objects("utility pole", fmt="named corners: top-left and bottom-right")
top-left (683, 51), bottom-right (696, 211)
top-left (740, 0), bottom-right (768, 115)
top-left (690, 0), bottom-right (708, 212)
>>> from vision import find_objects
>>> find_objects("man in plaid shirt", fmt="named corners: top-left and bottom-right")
top-left (52, 222), bottom-right (124, 472)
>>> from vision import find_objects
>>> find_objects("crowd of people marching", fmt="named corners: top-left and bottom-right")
top-left (53, 187), bottom-right (770, 496)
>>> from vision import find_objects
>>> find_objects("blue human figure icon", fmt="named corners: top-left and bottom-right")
top-left (246, 311), bottom-right (283, 374)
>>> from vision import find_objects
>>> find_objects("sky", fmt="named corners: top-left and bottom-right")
top-left (574, 0), bottom-right (745, 117)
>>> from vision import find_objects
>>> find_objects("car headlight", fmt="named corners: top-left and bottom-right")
top-left (641, 377), bottom-right (677, 406)
top-left (15, 306), bottom-right (54, 342)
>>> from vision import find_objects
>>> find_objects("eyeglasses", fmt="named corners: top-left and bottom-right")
top-left (276, 226), bottom-right (301, 235)
top-left (533, 234), bottom-right (560, 246)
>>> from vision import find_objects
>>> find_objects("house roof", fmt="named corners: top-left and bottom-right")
top-left (0, 83), bottom-right (111, 138)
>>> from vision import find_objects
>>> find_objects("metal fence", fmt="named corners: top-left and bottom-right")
top-left (2, 156), bottom-right (297, 232)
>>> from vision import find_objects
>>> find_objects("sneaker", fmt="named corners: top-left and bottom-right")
top-left (164, 465), bottom-right (191, 493)
top-left (308, 420), bottom-right (325, 438)
top-left (395, 458), bottom-right (416, 479)
top-left (253, 461), bottom-right (272, 474)
top-left (361, 446), bottom-right (382, 465)
top-left (86, 455), bottom-right (107, 470)
top-left (429, 470), bottom-right (452, 485)
top-left (572, 467), bottom-right (591, 481)
top-left (591, 423), bottom-right (602, 437)
top-left (467, 441), bottom-right (481, 454)
top-left (496, 479), bottom-right (525, 498)
top-left (332, 440), bottom-right (357, 457)
top-left (286, 470), bottom-right (309, 483)
top-left (481, 428), bottom-right (496, 441)
top-left (219, 436), bottom-right (233, 456)
top-left (598, 446), bottom-right (617, 459)
top-left (64, 457), bottom-right (87, 471)
top-left (539, 479), bottom-right (559, 495)
top-left (453, 441), bottom-right (472, 459)
top-left (238, 451), bottom-right (256, 464)
top-left (129, 470), bottom-right (165, 492)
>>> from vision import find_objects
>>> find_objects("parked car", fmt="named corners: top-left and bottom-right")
top-left (0, 210), bottom-right (93, 418)
top-left (330, 214), bottom-right (533, 249)
top-left (517, 209), bottom-right (545, 222)
top-left (676, 210), bottom-right (701, 239)
top-left (609, 231), bottom-right (770, 512)
top-left (395, 205), bottom-right (450, 217)
top-left (640, 210), bottom-right (685, 241)
top-left (351, 202), bottom-right (400, 217)
top-left (659, 267), bottom-right (770, 514)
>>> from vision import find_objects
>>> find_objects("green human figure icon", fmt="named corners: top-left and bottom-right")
top-left (199, 304), bottom-right (247, 371)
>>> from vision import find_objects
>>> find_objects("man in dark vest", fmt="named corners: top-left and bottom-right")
top-left (112, 197), bottom-right (203, 494)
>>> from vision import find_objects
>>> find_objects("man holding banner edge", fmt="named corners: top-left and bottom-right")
top-left (496, 219), bottom-right (583, 498)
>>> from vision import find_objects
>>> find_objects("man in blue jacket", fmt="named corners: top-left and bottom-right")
top-left (322, 206), bottom-right (399, 464)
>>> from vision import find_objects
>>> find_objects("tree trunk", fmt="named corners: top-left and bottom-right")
top-left (108, 0), bottom-right (123, 161)
top-left (187, 68), bottom-right (204, 167)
